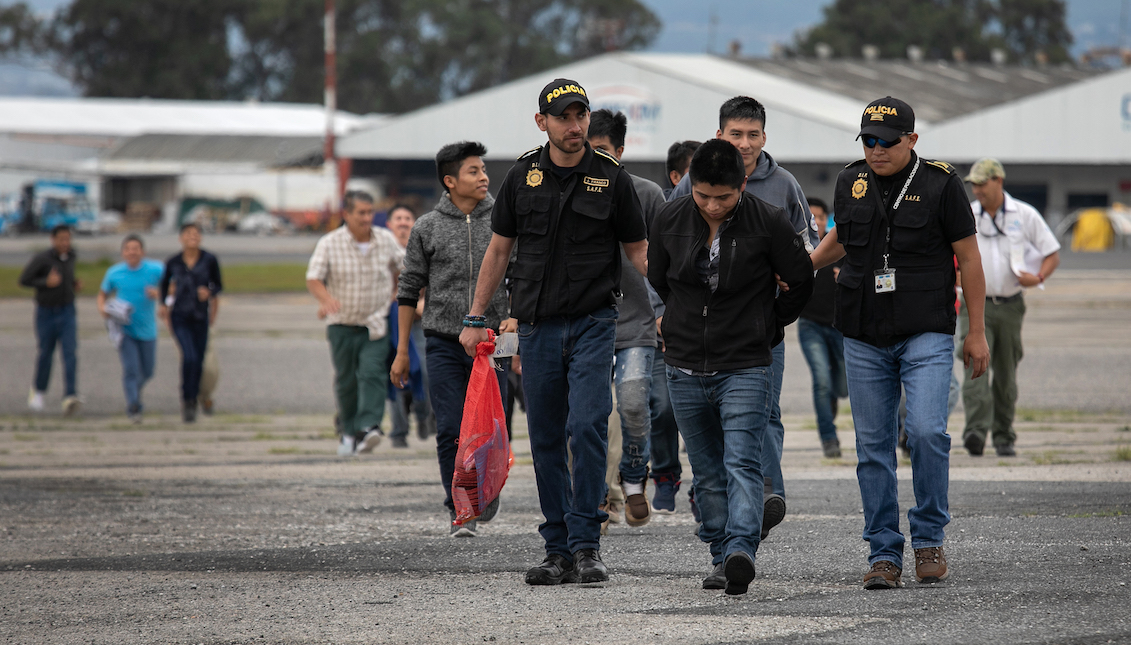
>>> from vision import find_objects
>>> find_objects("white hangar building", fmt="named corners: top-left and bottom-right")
top-left (338, 52), bottom-right (1125, 224)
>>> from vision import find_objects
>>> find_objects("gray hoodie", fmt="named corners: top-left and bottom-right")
top-left (397, 192), bottom-right (509, 339)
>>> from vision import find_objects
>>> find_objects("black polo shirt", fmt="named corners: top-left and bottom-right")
top-left (493, 143), bottom-right (645, 321)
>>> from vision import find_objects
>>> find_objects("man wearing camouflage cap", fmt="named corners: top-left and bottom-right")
top-left (960, 158), bottom-right (1061, 457)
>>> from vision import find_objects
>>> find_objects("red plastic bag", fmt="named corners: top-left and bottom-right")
top-left (452, 330), bottom-right (514, 524)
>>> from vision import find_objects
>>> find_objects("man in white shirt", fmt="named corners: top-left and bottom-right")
top-left (307, 191), bottom-right (405, 456)
top-left (960, 158), bottom-right (1060, 457)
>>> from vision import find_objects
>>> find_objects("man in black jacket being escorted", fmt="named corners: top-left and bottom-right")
top-left (648, 140), bottom-right (813, 595)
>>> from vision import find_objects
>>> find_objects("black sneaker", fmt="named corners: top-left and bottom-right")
top-left (525, 554), bottom-right (577, 585)
top-left (702, 562), bottom-right (726, 590)
top-left (391, 435), bottom-right (409, 449)
top-left (995, 443), bottom-right (1016, 457)
top-left (573, 548), bottom-right (608, 583)
top-left (762, 494), bottom-right (786, 541)
top-left (723, 551), bottom-right (756, 595)
top-left (182, 399), bottom-right (197, 424)
top-left (479, 496), bottom-right (500, 523)
top-left (964, 434), bottom-right (985, 456)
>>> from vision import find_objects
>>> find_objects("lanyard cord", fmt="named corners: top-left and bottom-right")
top-left (876, 157), bottom-right (920, 272)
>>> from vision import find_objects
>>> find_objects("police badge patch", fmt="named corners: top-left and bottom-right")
top-left (851, 178), bottom-right (868, 199)
top-left (526, 169), bottom-right (544, 188)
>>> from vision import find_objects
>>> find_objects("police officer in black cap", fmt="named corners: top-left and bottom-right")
top-left (810, 96), bottom-right (989, 591)
top-left (459, 78), bottom-right (648, 586)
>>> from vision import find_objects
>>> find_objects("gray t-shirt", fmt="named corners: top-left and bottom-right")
top-left (615, 173), bottom-right (665, 350)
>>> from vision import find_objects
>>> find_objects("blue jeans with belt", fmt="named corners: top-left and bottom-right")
top-left (844, 332), bottom-right (954, 569)
top-left (519, 306), bottom-right (617, 558)
top-left (34, 304), bottom-right (78, 396)
top-left (666, 365), bottom-right (773, 565)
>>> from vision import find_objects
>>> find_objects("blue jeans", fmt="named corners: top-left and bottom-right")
top-left (391, 321), bottom-right (433, 440)
top-left (844, 333), bottom-right (954, 569)
top-left (648, 345), bottom-right (681, 480)
top-left (519, 307), bottom-right (617, 557)
top-left (762, 342), bottom-right (786, 497)
top-left (425, 336), bottom-right (508, 512)
top-left (34, 304), bottom-right (77, 396)
top-left (797, 318), bottom-right (847, 443)
top-left (171, 316), bottom-right (208, 402)
top-left (613, 346), bottom-right (653, 484)
top-left (118, 334), bottom-right (156, 413)
top-left (667, 365), bottom-right (773, 565)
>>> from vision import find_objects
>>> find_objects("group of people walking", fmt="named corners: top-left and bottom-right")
top-left (22, 73), bottom-right (1061, 597)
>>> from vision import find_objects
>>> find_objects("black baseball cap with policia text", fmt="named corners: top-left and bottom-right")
top-left (857, 96), bottom-right (915, 142)
top-left (539, 78), bottom-right (589, 116)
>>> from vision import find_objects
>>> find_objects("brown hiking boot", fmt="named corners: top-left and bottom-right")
top-left (915, 546), bottom-right (948, 583)
top-left (863, 560), bottom-right (903, 589)
top-left (620, 472), bottom-right (651, 527)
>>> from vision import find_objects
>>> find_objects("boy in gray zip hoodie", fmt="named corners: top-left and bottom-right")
top-left (391, 141), bottom-right (513, 537)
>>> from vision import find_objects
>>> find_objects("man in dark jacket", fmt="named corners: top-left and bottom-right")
top-left (19, 224), bottom-right (82, 415)
top-left (391, 140), bottom-right (512, 538)
top-left (648, 140), bottom-right (813, 595)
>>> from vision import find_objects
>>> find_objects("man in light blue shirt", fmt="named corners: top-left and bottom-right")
top-left (98, 234), bottom-right (164, 422)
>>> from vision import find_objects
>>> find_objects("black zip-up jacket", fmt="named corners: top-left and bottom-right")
top-left (19, 248), bottom-right (77, 307)
top-left (648, 193), bottom-right (814, 372)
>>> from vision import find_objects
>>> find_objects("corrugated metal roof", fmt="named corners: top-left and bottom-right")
top-left (733, 57), bottom-right (1103, 123)
top-left (105, 134), bottom-right (323, 165)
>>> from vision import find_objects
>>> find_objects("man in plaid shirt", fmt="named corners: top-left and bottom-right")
top-left (307, 190), bottom-right (405, 456)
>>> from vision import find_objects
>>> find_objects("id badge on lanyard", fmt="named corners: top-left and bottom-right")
top-left (869, 157), bottom-right (919, 294)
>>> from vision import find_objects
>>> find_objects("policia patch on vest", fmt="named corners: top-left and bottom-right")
top-left (851, 178), bottom-right (868, 199)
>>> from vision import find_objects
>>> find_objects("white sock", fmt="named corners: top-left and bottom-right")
top-left (623, 481), bottom-right (644, 496)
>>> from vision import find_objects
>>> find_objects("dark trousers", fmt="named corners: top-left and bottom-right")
top-left (425, 335), bottom-right (508, 512)
top-left (648, 344), bottom-right (681, 479)
top-left (171, 316), bottom-right (209, 402)
top-left (34, 304), bottom-right (77, 396)
top-left (327, 325), bottom-right (390, 437)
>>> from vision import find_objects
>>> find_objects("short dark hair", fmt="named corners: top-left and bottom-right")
top-left (180, 222), bottom-right (201, 234)
top-left (50, 224), bottom-right (72, 237)
top-left (719, 96), bottom-right (766, 131)
top-left (388, 203), bottom-right (416, 221)
top-left (121, 233), bottom-right (144, 250)
top-left (666, 140), bottom-right (700, 180)
top-left (435, 141), bottom-right (487, 190)
top-left (807, 197), bottom-right (829, 213)
top-left (587, 109), bottom-right (627, 150)
top-left (342, 190), bottom-right (374, 213)
top-left (689, 140), bottom-right (745, 190)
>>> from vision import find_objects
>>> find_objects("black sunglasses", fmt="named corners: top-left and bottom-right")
top-left (861, 135), bottom-right (903, 149)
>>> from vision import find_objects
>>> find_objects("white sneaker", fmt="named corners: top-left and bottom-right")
top-left (27, 389), bottom-right (45, 412)
top-left (62, 396), bottom-right (81, 417)
top-left (337, 434), bottom-right (357, 457)
top-left (356, 427), bottom-right (384, 453)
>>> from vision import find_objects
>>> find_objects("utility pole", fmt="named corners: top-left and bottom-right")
top-left (324, 0), bottom-right (338, 227)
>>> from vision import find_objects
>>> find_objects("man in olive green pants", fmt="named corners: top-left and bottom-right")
top-left (959, 158), bottom-right (1060, 457)
top-left (307, 191), bottom-right (405, 456)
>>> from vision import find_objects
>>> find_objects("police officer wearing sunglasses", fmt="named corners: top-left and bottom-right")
top-left (810, 96), bottom-right (990, 591)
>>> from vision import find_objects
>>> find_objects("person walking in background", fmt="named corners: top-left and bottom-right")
top-left (960, 158), bottom-right (1061, 457)
top-left (460, 79), bottom-right (647, 586)
top-left (392, 141), bottom-right (512, 537)
top-left (97, 234), bottom-right (165, 423)
top-left (796, 198), bottom-right (848, 458)
top-left (649, 140), bottom-right (814, 594)
top-left (307, 190), bottom-right (404, 457)
top-left (20, 224), bottom-right (82, 416)
top-left (159, 223), bottom-right (223, 423)
top-left (663, 140), bottom-right (700, 199)
top-left (587, 108), bottom-right (664, 531)
top-left (386, 203), bottom-right (436, 448)
top-left (809, 96), bottom-right (989, 590)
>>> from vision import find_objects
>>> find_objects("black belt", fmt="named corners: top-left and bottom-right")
top-left (986, 293), bottom-right (1023, 305)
